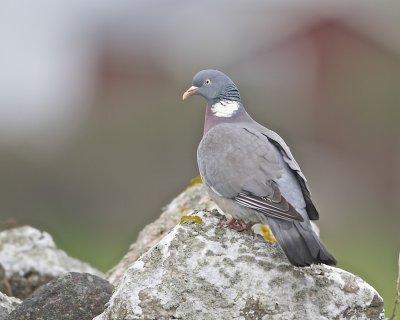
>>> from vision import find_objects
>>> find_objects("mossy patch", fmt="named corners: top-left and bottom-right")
top-left (260, 225), bottom-right (277, 243)
top-left (180, 215), bottom-right (203, 225)
top-left (186, 176), bottom-right (203, 190)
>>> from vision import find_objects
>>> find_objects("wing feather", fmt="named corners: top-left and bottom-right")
top-left (235, 192), bottom-right (304, 222)
top-left (254, 125), bottom-right (320, 221)
top-left (198, 123), bottom-right (305, 222)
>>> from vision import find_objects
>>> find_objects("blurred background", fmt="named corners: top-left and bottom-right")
top-left (0, 0), bottom-right (399, 315)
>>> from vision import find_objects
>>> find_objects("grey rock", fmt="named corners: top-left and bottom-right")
top-left (106, 182), bottom-right (319, 287)
top-left (0, 226), bottom-right (103, 299)
top-left (0, 292), bottom-right (21, 320)
top-left (107, 182), bottom-right (216, 286)
top-left (7, 272), bottom-right (113, 320)
top-left (95, 211), bottom-right (384, 320)
top-left (0, 265), bottom-right (11, 297)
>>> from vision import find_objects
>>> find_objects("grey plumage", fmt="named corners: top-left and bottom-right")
top-left (183, 69), bottom-right (336, 267)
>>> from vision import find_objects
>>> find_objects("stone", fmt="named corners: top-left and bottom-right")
top-left (0, 265), bottom-right (11, 297)
top-left (7, 272), bottom-right (113, 320)
top-left (95, 211), bottom-right (384, 320)
top-left (0, 292), bottom-right (21, 320)
top-left (107, 182), bottom-right (216, 286)
top-left (106, 181), bottom-right (320, 287)
top-left (0, 226), bottom-right (103, 299)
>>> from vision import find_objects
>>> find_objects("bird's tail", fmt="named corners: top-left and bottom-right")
top-left (267, 218), bottom-right (337, 267)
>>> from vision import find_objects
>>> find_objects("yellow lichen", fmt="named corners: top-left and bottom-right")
top-left (186, 175), bottom-right (203, 189)
top-left (260, 225), bottom-right (277, 242)
top-left (180, 215), bottom-right (203, 225)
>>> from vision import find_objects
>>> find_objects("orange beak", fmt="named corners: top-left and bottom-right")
top-left (182, 86), bottom-right (199, 101)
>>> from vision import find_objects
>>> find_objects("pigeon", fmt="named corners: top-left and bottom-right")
top-left (182, 69), bottom-right (337, 267)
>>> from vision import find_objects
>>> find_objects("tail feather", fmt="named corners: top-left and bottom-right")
top-left (267, 218), bottom-right (337, 267)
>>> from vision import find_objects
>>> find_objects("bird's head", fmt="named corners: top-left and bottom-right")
top-left (182, 69), bottom-right (241, 105)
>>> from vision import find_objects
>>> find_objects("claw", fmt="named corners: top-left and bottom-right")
top-left (220, 217), bottom-right (255, 236)
top-left (219, 217), bottom-right (236, 227)
top-left (244, 222), bottom-right (256, 238)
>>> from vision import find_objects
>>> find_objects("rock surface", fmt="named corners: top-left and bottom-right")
top-left (0, 226), bottom-right (103, 299)
top-left (107, 182), bottom-right (319, 287)
top-left (107, 182), bottom-right (217, 286)
top-left (0, 265), bottom-right (11, 297)
top-left (7, 272), bottom-right (113, 320)
top-left (96, 211), bottom-right (384, 320)
top-left (0, 292), bottom-right (20, 320)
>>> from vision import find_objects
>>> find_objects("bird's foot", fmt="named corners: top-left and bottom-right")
top-left (220, 217), bottom-right (245, 230)
top-left (218, 217), bottom-right (236, 227)
top-left (243, 222), bottom-right (256, 238)
top-left (220, 217), bottom-right (255, 236)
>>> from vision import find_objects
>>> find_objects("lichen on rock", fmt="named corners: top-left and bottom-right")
top-left (95, 211), bottom-right (384, 320)
top-left (0, 292), bottom-right (21, 320)
top-left (7, 272), bottom-right (113, 320)
top-left (0, 226), bottom-right (103, 299)
top-left (106, 183), bottom-right (216, 286)
top-left (106, 182), bottom-right (320, 287)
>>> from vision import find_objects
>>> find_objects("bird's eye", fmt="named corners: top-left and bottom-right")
top-left (204, 79), bottom-right (211, 85)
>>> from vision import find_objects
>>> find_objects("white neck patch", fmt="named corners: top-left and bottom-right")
top-left (210, 100), bottom-right (240, 117)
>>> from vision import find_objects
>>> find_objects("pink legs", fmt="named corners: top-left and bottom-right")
top-left (219, 217), bottom-right (255, 237)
